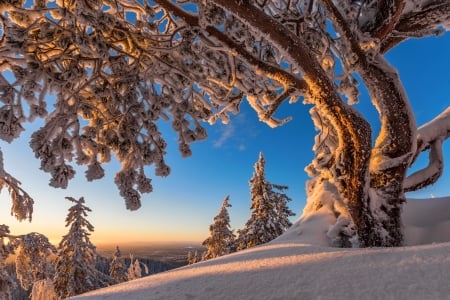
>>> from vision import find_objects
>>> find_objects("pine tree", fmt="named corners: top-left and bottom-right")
top-left (202, 195), bottom-right (236, 260)
top-left (237, 153), bottom-right (294, 250)
top-left (53, 197), bottom-right (113, 299)
top-left (109, 246), bottom-right (128, 284)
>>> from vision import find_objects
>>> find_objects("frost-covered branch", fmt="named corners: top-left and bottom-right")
top-left (0, 148), bottom-right (34, 221)
top-left (405, 107), bottom-right (450, 192)
top-left (155, 0), bottom-right (308, 122)
top-left (381, 1), bottom-right (450, 52)
top-left (363, 0), bottom-right (406, 41)
top-left (11, 232), bottom-right (56, 291)
top-left (2, 0), bottom-right (317, 209)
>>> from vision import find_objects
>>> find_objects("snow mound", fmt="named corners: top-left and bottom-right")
top-left (71, 197), bottom-right (450, 300)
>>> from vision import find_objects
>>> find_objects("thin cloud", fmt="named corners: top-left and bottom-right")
top-left (238, 144), bottom-right (246, 151)
top-left (213, 124), bottom-right (235, 148)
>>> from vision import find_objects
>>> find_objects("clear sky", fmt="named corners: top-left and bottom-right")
top-left (0, 33), bottom-right (449, 247)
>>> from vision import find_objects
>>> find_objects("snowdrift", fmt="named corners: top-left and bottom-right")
top-left (71, 197), bottom-right (450, 300)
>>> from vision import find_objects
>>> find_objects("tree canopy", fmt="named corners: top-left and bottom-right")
top-left (0, 0), bottom-right (449, 247)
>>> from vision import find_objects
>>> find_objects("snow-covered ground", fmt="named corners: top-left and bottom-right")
top-left (71, 197), bottom-right (450, 300)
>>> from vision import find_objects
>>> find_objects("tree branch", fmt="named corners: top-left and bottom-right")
top-left (154, 0), bottom-right (308, 94)
top-left (404, 139), bottom-right (443, 192)
top-left (371, 0), bottom-right (406, 42)
top-left (405, 107), bottom-right (450, 192)
top-left (381, 1), bottom-right (450, 53)
top-left (211, 0), bottom-right (380, 245)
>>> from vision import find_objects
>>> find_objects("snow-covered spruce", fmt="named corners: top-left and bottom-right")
top-left (53, 197), bottom-right (113, 299)
top-left (202, 195), bottom-right (236, 260)
top-left (127, 255), bottom-right (148, 281)
top-left (237, 152), bottom-right (294, 250)
top-left (109, 246), bottom-right (128, 284)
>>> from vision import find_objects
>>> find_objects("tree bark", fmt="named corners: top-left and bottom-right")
top-left (323, 0), bottom-right (417, 246)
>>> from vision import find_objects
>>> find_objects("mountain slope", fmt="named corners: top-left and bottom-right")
top-left (71, 197), bottom-right (450, 300)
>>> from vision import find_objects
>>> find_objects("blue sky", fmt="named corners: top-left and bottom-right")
top-left (0, 33), bottom-right (449, 246)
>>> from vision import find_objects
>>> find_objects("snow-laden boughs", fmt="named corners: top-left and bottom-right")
top-left (237, 153), bottom-right (294, 250)
top-left (0, 148), bottom-right (34, 222)
top-left (1, 0), bottom-right (449, 246)
top-left (202, 195), bottom-right (236, 260)
top-left (53, 197), bottom-right (113, 299)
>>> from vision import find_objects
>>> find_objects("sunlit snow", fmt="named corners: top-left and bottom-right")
top-left (72, 196), bottom-right (450, 300)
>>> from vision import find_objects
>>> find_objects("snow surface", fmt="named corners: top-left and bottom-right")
top-left (71, 197), bottom-right (450, 300)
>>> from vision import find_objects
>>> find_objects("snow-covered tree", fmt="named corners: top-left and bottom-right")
top-left (187, 250), bottom-right (195, 265)
top-left (0, 225), bottom-right (57, 300)
top-left (53, 197), bottom-right (112, 299)
top-left (187, 249), bottom-right (202, 265)
top-left (202, 195), bottom-right (236, 260)
top-left (127, 255), bottom-right (148, 281)
top-left (109, 246), bottom-right (128, 284)
top-left (237, 153), bottom-right (294, 250)
top-left (12, 232), bottom-right (56, 295)
top-left (270, 184), bottom-right (296, 235)
top-left (1, 1), bottom-right (450, 247)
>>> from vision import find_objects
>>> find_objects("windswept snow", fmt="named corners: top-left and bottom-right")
top-left (71, 197), bottom-right (450, 300)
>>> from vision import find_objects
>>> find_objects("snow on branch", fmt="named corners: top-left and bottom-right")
top-left (381, 1), bottom-right (450, 52)
top-left (405, 107), bottom-right (450, 192)
top-left (1, 0), bottom-right (316, 210)
top-left (155, 0), bottom-right (307, 126)
top-left (0, 148), bottom-right (34, 221)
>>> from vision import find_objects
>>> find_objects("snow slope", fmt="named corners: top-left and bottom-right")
top-left (71, 197), bottom-right (450, 300)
